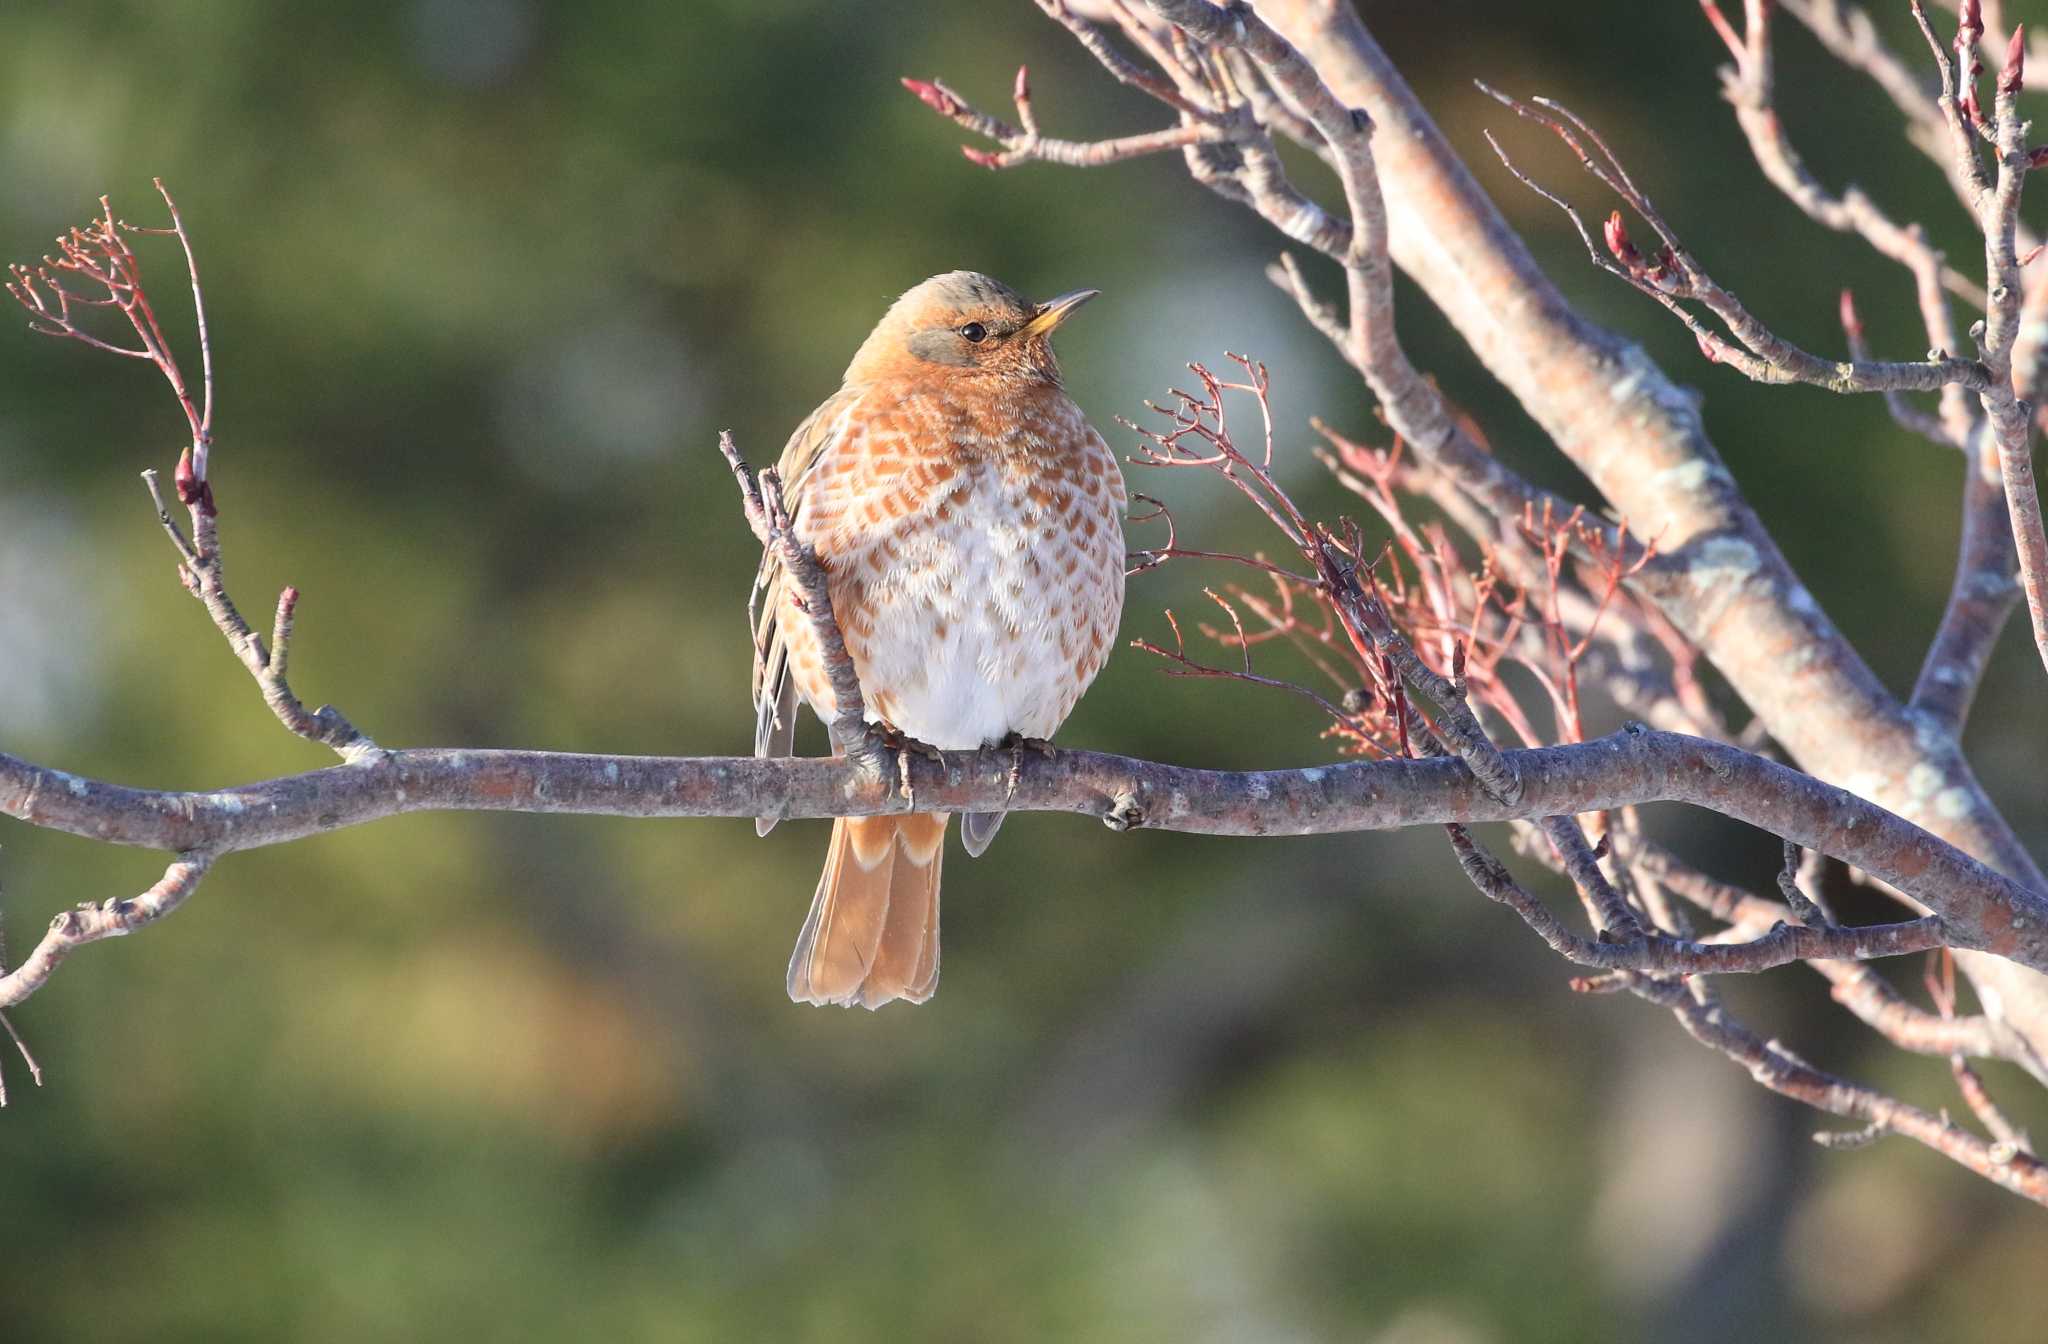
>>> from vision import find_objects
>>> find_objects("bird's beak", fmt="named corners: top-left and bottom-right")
top-left (1020, 288), bottom-right (1100, 338)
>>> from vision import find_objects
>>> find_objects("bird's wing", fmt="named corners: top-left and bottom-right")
top-left (751, 385), bottom-right (865, 772)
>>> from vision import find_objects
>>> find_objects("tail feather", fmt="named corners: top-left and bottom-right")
top-left (959, 810), bottom-right (1006, 857)
top-left (787, 814), bottom-right (944, 1008)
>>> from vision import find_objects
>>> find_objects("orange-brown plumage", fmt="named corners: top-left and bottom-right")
top-left (751, 272), bottom-right (1126, 1009)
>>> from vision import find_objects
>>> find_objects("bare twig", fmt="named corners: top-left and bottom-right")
top-left (1639, 972), bottom-right (2048, 1203)
top-left (1909, 2), bottom-right (2048, 681)
top-left (900, 71), bottom-right (1226, 170)
top-left (6, 183), bottom-right (212, 484)
top-left (0, 1008), bottom-right (41, 1102)
top-left (1619, 835), bottom-right (2046, 1075)
top-left (1480, 85), bottom-right (1993, 399)
top-left (1448, 822), bottom-right (1941, 975)
top-left (1711, 0), bottom-right (1987, 345)
top-left (8, 190), bottom-right (374, 763)
top-left (0, 855), bottom-right (214, 1010)
top-left (140, 468), bottom-right (378, 762)
top-left (1776, 839), bottom-right (1834, 927)
top-left (718, 431), bottom-right (874, 764)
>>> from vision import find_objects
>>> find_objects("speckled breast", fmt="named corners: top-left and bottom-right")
top-left (781, 380), bottom-right (1127, 749)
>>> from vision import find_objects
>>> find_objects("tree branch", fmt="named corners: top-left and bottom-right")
top-left (1479, 84), bottom-right (1994, 398)
top-left (8, 724), bottom-right (2048, 996)
top-left (1642, 972), bottom-right (2048, 1203)
top-left (0, 855), bottom-right (213, 1009)
top-left (717, 430), bottom-right (879, 765)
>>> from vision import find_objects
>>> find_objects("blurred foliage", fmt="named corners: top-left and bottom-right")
top-left (3, 1), bottom-right (2048, 1340)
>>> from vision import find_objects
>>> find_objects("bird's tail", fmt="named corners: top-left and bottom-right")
top-left (786, 814), bottom-right (944, 1008)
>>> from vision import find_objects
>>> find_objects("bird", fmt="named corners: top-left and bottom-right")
top-left (749, 271), bottom-right (1127, 1009)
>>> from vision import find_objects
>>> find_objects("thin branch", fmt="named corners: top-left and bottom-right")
top-left (6, 192), bottom-right (373, 764)
top-left (137, 468), bottom-right (377, 762)
top-left (7, 187), bottom-right (211, 480)
top-left (1450, 822), bottom-right (1940, 974)
top-left (1131, 600), bottom-right (1361, 728)
top-left (1123, 357), bottom-right (1529, 803)
top-left (1912, 424), bottom-right (2022, 732)
top-left (1620, 835), bottom-right (2045, 1073)
top-left (0, 1009), bottom-right (42, 1103)
top-left (1777, 838), bottom-right (1834, 927)
top-left (1711, 0), bottom-right (1986, 398)
top-left (1637, 971), bottom-right (2048, 1204)
top-left (900, 72), bottom-right (1227, 170)
top-left (1926, 3), bottom-right (2048, 681)
top-left (142, 178), bottom-right (214, 477)
top-left (1539, 813), bottom-right (1646, 941)
top-left (0, 855), bottom-right (214, 1010)
top-left (1480, 85), bottom-right (1993, 398)
top-left (1031, 0), bottom-right (1206, 114)
top-left (718, 430), bottom-right (877, 767)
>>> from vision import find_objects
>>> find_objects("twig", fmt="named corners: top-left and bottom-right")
top-left (139, 469), bottom-right (376, 762)
top-left (6, 185), bottom-right (213, 485)
top-left (1911, 429), bottom-right (2020, 734)
top-left (718, 431), bottom-right (877, 766)
top-left (1908, 2), bottom-right (2048, 682)
top-left (1620, 835), bottom-right (2045, 1073)
top-left (1480, 85), bottom-right (1993, 399)
top-left (0, 855), bottom-right (214, 1010)
top-left (1711, 0), bottom-right (1987, 409)
top-left (0, 1009), bottom-right (41, 1101)
top-left (900, 72), bottom-right (1227, 170)
top-left (1635, 971), bottom-right (2048, 1203)
top-left (1776, 839), bottom-right (1834, 927)
top-left (1451, 819), bottom-right (1941, 974)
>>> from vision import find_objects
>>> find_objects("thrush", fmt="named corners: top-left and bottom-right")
top-left (750, 271), bottom-right (1127, 1009)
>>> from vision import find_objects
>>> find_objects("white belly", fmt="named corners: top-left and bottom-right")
top-left (841, 455), bottom-right (1123, 749)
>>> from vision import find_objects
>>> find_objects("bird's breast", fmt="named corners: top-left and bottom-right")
top-left (804, 387), bottom-right (1126, 748)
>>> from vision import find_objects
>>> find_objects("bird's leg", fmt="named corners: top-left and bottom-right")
top-left (861, 719), bottom-right (946, 804)
top-left (994, 732), bottom-right (1057, 801)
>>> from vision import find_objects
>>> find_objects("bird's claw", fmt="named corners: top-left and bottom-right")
top-left (861, 721), bottom-right (945, 803)
top-left (991, 733), bottom-right (1055, 801)
top-left (868, 721), bottom-right (945, 764)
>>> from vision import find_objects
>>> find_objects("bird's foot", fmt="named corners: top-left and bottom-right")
top-left (994, 733), bottom-right (1056, 801)
top-left (861, 721), bottom-right (946, 803)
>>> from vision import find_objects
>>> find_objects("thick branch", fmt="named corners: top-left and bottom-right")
top-left (1238, 0), bottom-right (2048, 1067)
top-left (7, 727), bottom-right (2048, 973)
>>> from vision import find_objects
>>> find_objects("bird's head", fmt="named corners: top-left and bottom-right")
top-left (843, 270), bottom-right (1098, 388)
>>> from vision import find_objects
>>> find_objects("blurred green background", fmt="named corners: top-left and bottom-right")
top-left (4, 2), bottom-right (2048, 1340)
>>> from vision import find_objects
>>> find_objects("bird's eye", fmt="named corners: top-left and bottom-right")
top-left (958, 322), bottom-right (987, 343)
